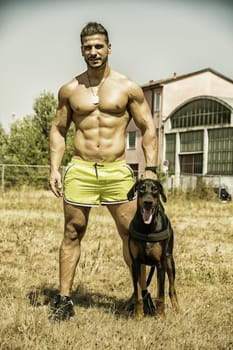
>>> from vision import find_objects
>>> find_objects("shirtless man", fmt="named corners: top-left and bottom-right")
top-left (49, 22), bottom-right (157, 321)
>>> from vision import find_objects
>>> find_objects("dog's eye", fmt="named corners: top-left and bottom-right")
top-left (139, 185), bottom-right (146, 193)
top-left (151, 186), bottom-right (159, 194)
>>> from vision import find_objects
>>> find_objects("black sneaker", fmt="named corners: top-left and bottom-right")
top-left (143, 292), bottom-right (156, 316)
top-left (49, 294), bottom-right (75, 322)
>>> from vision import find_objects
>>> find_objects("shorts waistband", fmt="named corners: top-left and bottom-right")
top-left (70, 158), bottom-right (127, 168)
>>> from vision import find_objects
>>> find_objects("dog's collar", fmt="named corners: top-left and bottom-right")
top-left (129, 222), bottom-right (170, 242)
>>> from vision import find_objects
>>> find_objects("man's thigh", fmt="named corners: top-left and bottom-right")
top-left (107, 200), bottom-right (136, 238)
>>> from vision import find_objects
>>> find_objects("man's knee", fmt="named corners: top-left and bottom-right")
top-left (63, 203), bottom-right (90, 241)
top-left (64, 221), bottom-right (87, 241)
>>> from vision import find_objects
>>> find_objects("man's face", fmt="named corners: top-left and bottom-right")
top-left (81, 34), bottom-right (111, 69)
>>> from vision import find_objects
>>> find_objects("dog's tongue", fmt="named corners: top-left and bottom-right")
top-left (142, 209), bottom-right (153, 224)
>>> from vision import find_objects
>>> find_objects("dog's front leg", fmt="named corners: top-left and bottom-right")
top-left (156, 260), bottom-right (166, 319)
top-left (132, 261), bottom-right (144, 320)
top-left (167, 255), bottom-right (180, 313)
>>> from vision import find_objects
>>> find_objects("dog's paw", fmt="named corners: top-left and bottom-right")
top-left (135, 311), bottom-right (144, 321)
top-left (134, 300), bottom-right (144, 320)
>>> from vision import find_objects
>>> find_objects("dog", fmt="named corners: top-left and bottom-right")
top-left (127, 178), bottom-right (180, 320)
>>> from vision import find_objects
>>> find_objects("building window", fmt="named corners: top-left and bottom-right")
top-left (180, 130), bottom-right (203, 152)
top-left (154, 92), bottom-right (161, 112)
top-left (165, 133), bottom-right (176, 174)
top-left (171, 98), bottom-right (231, 128)
top-left (180, 154), bottom-right (203, 174)
top-left (180, 131), bottom-right (204, 174)
top-left (208, 128), bottom-right (233, 175)
top-left (127, 131), bottom-right (136, 149)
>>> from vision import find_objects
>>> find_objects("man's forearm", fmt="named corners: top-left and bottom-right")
top-left (50, 148), bottom-right (65, 172)
top-left (142, 129), bottom-right (158, 167)
top-left (49, 127), bottom-right (66, 171)
top-left (49, 129), bottom-right (66, 197)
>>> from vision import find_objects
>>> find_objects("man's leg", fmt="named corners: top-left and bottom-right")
top-left (107, 200), bottom-right (136, 266)
top-left (60, 202), bottom-right (90, 296)
top-left (50, 202), bottom-right (90, 321)
top-left (107, 201), bottom-right (147, 289)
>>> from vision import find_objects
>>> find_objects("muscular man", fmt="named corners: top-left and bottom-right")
top-left (49, 22), bottom-right (157, 321)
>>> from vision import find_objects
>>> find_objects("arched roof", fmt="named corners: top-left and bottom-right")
top-left (166, 95), bottom-right (233, 122)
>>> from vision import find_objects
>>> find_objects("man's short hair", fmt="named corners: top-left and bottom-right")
top-left (80, 22), bottom-right (109, 44)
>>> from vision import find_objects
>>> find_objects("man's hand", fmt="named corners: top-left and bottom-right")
top-left (142, 170), bottom-right (158, 180)
top-left (49, 170), bottom-right (63, 197)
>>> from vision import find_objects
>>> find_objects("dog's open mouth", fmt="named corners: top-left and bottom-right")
top-left (141, 208), bottom-right (155, 224)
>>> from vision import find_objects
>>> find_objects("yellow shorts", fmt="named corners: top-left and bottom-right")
top-left (63, 158), bottom-right (135, 207)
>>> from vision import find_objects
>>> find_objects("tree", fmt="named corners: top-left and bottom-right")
top-left (6, 91), bottom-right (74, 165)
top-left (0, 124), bottom-right (8, 163)
top-left (3, 91), bottom-right (75, 188)
top-left (33, 91), bottom-right (58, 164)
top-left (7, 116), bottom-right (37, 164)
top-left (32, 90), bottom-right (74, 166)
top-left (5, 92), bottom-right (58, 165)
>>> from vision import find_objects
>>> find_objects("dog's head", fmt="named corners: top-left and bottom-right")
top-left (127, 179), bottom-right (167, 224)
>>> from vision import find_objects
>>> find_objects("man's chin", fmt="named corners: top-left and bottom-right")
top-left (88, 61), bottom-right (102, 68)
top-left (86, 60), bottom-right (107, 70)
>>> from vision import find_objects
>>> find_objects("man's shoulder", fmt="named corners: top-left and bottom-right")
top-left (58, 77), bottom-right (80, 98)
top-left (111, 70), bottom-right (140, 90)
top-left (113, 71), bottom-right (144, 103)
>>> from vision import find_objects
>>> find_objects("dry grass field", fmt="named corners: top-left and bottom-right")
top-left (0, 188), bottom-right (232, 350)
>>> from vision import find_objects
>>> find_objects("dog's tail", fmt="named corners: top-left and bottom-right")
top-left (146, 266), bottom-right (155, 287)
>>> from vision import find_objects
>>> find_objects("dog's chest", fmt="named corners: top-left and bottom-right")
top-left (141, 242), bottom-right (162, 265)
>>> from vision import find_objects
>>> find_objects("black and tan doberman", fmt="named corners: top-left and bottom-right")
top-left (127, 178), bottom-right (179, 320)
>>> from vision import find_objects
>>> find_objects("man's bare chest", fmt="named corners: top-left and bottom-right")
top-left (69, 85), bottom-right (129, 115)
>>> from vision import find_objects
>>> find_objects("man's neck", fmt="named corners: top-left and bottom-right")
top-left (87, 64), bottom-right (111, 83)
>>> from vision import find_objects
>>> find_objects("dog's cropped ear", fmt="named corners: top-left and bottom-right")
top-left (157, 181), bottom-right (167, 203)
top-left (127, 181), bottom-right (138, 201)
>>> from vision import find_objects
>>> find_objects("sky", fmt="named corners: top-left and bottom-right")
top-left (1, 0), bottom-right (233, 131)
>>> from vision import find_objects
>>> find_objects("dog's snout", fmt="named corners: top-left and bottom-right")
top-left (143, 200), bottom-right (153, 206)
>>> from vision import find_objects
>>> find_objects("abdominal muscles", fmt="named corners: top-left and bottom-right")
top-left (72, 112), bottom-right (128, 162)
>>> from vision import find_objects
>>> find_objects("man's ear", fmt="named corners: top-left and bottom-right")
top-left (108, 43), bottom-right (112, 54)
top-left (157, 181), bottom-right (167, 203)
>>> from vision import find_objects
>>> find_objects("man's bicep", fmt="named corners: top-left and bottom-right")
top-left (53, 92), bottom-right (72, 135)
top-left (127, 81), bottom-right (153, 129)
top-left (129, 98), bottom-right (154, 132)
top-left (51, 111), bottom-right (69, 137)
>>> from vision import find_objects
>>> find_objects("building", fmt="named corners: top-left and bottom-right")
top-left (125, 68), bottom-right (233, 194)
